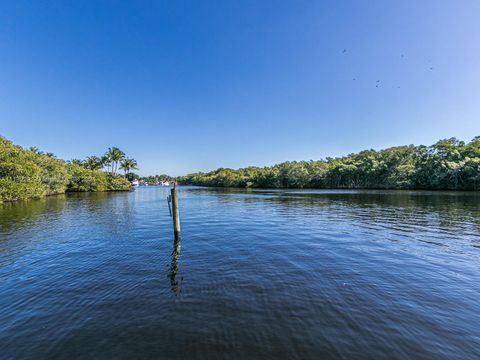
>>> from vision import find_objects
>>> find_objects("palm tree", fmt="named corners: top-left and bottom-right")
top-left (120, 158), bottom-right (138, 177)
top-left (69, 159), bottom-right (84, 166)
top-left (29, 146), bottom-right (43, 155)
top-left (101, 154), bottom-right (112, 173)
top-left (84, 156), bottom-right (103, 170)
top-left (105, 147), bottom-right (125, 175)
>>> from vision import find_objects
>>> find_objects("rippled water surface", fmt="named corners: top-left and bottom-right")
top-left (1, 187), bottom-right (480, 359)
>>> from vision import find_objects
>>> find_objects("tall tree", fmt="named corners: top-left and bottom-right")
top-left (68, 159), bottom-right (84, 166)
top-left (120, 158), bottom-right (138, 177)
top-left (105, 147), bottom-right (125, 175)
top-left (84, 156), bottom-right (103, 171)
top-left (101, 154), bottom-right (112, 173)
top-left (29, 146), bottom-right (43, 155)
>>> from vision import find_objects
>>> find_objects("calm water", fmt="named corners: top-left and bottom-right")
top-left (1, 187), bottom-right (480, 359)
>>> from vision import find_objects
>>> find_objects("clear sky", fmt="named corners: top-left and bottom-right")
top-left (1, 1), bottom-right (479, 176)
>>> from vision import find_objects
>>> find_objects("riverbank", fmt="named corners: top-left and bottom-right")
top-left (179, 137), bottom-right (480, 191)
top-left (0, 136), bottom-right (132, 203)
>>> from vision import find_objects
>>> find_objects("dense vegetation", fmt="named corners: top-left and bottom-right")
top-left (179, 137), bottom-right (480, 190)
top-left (137, 174), bottom-right (173, 184)
top-left (0, 136), bottom-right (134, 203)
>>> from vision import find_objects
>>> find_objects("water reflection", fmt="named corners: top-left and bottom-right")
top-left (0, 195), bottom-right (66, 234)
top-left (0, 192), bottom-right (134, 267)
top-left (185, 187), bottom-right (480, 251)
top-left (0, 196), bottom-right (68, 267)
top-left (169, 234), bottom-right (182, 296)
top-left (2, 187), bottom-right (480, 359)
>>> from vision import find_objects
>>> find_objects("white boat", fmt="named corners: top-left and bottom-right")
top-left (132, 180), bottom-right (139, 187)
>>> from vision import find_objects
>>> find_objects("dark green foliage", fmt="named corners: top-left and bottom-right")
top-left (0, 136), bottom-right (66, 201)
top-left (0, 136), bottom-right (133, 203)
top-left (66, 164), bottom-right (108, 192)
top-left (139, 174), bottom-right (173, 184)
top-left (126, 172), bottom-right (139, 181)
top-left (66, 165), bottom-right (131, 192)
top-left (120, 158), bottom-right (138, 176)
top-left (0, 178), bottom-right (46, 202)
top-left (66, 166), bottom-right (132, 193)
top-left (106, 173), bottom-right (132, 191)
top-left (179, 137), bottom-right (480, 190)
top-left (83, 156), bottom-right (103, 170)
top-left (32, 153), bottom-right (69, 195)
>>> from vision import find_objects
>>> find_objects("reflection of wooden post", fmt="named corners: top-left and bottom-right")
top-left (171, 186), bottom-right (180, 237)
top-left (170, 234), bottom-right (181, 295)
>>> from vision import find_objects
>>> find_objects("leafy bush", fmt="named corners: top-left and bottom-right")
top-left (0, 178), bottom-right (46, 202)
top-left (106, 174), bottom-right (132, 191)
top-left (0, 136), bottom-right (132, 203)
top-left (32, 154), bottom-right (69, 195)
top-left (66, 166), bottom-right (131, 193)
top-left (66, 164), bottom-right (108, 192)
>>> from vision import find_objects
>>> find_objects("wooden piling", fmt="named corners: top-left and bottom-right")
top-left (171, 186), bottom-right (180, 237)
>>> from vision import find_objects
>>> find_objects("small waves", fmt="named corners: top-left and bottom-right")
top-left (1, 187), bottom-right (479, 359)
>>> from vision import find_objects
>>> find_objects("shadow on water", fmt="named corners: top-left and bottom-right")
top-left (0, 196), bottom-right (68, 267)
top-left (169, 234), bottom-right (182, 296)
top-left (188, 186), bottom-right (480, 224)
top-left (184, 187), bottom-right (480, 251)
top-left (0, 191), bottom-right (127, 234)
top-left (188, 187), bottom-right (480, 210)
top-left (0, 195), bottom-right (66, 233)
top-left (0, 191), bottom-right (132, 267)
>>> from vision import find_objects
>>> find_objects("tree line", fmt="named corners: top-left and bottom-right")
top-left (179, 137), bottom-right (480, 190)
top-left (0, 136), bottom-right (136, 203)
top-left (67, 147), bottom-right (138, 176)
top-left (137, 174), bottom-right (173, 184)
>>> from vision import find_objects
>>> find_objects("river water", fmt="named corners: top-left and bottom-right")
top-left (1, 187), bottom-right (479, 359)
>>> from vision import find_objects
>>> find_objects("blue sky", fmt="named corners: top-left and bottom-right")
top-left (1, 1), bottom-right (479, 176)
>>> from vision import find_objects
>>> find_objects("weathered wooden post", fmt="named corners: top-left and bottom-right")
top-left (170, 181), bottom-right (180, 238)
